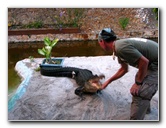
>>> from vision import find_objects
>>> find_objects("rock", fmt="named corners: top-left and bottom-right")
top-left (8, 56), bottom-right (159, 120)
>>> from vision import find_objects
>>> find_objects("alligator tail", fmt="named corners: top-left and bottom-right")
top-left (40, 66), bottom-right (82, 78)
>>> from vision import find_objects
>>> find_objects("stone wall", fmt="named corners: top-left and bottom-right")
top-left (8, 8), bottom-right (158, 42)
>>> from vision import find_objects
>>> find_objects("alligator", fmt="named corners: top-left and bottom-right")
top-left (40, 66), bottom-right (105, 99)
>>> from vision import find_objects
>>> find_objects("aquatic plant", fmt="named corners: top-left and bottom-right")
top-left (119, 17), bottom-right (129, 30)
top-left (38, 37), bottom-right (59, 63)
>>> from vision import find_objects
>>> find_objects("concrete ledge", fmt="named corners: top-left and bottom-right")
top-left (8, 29), bottom-right (158, 43)
top-left (8, 60), bottom-right (33, 111)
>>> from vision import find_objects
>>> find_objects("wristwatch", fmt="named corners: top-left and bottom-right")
top-left (135, 81), bottom-right (143, 85)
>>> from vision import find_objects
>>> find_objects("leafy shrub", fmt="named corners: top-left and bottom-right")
top-left (38, 37), bottom-right (59, 63)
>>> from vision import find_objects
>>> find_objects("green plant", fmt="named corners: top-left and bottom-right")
top-left (38, 37), bottom-right (59, 63)
top-left (35, 66), bottom-right (41, 72)
top-left (29, 56), bottom-right (34, 62)
top-left (25, 21), bottom-right (43, 28)
top-left (54, 8), bottom-right (85, 29)
top-left (119, 17), bottom-right (129, 30)
top-left (153, 8), bottom-right (158, 20)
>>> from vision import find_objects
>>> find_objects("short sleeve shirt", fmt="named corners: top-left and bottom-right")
top-left (115, 38), bottom-right (158, 69)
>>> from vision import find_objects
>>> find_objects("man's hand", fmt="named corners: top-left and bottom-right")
top-left (130, 83), bottom-right (141, 96)
top-left (101, 81), bottom-right (109, 90)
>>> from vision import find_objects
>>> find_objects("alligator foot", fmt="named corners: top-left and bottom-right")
top-left (97, 90), bottom-right (102, 94)
top-left (75, 86), bottom-right (85, 100)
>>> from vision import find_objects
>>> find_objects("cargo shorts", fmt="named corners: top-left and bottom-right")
top-left (130, 70), bottom-right (158, 120)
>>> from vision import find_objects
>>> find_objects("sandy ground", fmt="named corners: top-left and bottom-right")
top-left (8, 56), bottom-right (159, 121)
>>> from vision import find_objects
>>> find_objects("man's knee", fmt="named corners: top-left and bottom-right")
top-left (130, 96), bottom-right (150, 120)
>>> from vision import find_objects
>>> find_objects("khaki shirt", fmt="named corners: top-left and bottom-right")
top-left (115, 38), bottom-right (158, 70)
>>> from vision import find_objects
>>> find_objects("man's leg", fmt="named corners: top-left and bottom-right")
top-left (130, 70), bottom-right (158, 120)
top-left (146, 103), bottom-right (151, 114)
top-left (130, 96), bottom-right (150, 120)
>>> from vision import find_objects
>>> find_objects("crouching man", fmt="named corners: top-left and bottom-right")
top-left (98, 28), bottom-right (158, 120)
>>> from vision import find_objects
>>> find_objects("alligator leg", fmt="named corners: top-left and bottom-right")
top-left (97, 90), bottom-right (102, 94)
top-left (75, 86), bottom-right (85, 100)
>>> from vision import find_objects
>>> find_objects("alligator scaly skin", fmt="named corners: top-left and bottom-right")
top-left (40, 66), bottom-right (104, 98)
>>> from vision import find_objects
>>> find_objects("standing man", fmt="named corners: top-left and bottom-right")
top-left (98, 28), bottom-right (158, 120)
